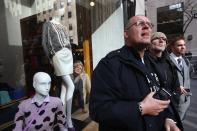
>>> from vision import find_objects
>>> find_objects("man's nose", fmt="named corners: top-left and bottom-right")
top-left (142, 24), bottom-right (152, 31)
top-left (142, 24), bottom-right (149, 29)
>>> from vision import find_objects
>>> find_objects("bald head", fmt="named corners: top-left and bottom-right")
top-left (125, 15), bottom-right (147, 30)
top-left (124, 15), bottom-right (152, 49)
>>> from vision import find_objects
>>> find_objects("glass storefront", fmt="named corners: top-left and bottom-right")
top-left (0, 0), bottom-right (137, 130)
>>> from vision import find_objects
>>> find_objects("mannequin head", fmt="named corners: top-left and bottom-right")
top-left (53, 0), bottom-right (65, 17)
top-left (33, 72), bottom-right (51, 96)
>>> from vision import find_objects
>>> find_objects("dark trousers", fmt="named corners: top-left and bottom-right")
top-left (74, 87), bottom-right (85, 109)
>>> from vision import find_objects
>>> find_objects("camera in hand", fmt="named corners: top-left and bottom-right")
top-left (153, 88), bottom-right (171, 100)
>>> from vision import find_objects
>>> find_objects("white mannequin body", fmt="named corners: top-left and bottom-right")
top-left (60, 75), bottom-right (75, 128)
top-left (46, 1), bottom-right (75, 129)
top-left (33, 72), bottom-right (68, 131)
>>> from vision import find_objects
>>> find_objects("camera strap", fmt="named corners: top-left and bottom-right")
top-left (136, 61), bottom-right (161, 92)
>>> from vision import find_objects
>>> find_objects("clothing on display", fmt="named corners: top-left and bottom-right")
top-left (13, 96), bottom-right (67, 131)
top-left (42, 21), bottom-right (73, 76)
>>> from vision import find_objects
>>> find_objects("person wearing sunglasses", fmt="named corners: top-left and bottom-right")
top-left (147, 32), bottom-right (184, 130)
top-left (89, 16), bottom-right (181, 131)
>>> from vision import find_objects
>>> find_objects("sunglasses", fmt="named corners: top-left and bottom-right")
top-left (152, 37), bottom-right (167, 41)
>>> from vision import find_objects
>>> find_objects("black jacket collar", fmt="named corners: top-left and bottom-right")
top-left (117, 46), bottom-right (150, 75)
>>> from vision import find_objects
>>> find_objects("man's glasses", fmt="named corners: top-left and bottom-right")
top-left (126, 20), bottom-right (154, 29)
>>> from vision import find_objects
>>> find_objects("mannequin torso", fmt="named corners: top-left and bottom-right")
top-left (50, 13), bottom-right (62, 25)
top-left (13, 72), bottom-right (68, 131)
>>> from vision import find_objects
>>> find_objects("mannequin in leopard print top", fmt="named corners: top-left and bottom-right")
top-left (13, 72), bottom-right (68, 131)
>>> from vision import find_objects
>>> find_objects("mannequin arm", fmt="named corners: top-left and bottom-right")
top-left (13, 102), bottom-right (25, 131)
top-left (56, 99), bottom-right (68, 131)
top-left (42, 22), bottom-right (50, 60)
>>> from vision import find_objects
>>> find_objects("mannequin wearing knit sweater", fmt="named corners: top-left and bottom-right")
top-left (13, 72), bottom-right (68, 131)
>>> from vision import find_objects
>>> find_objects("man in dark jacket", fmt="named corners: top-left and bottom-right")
top-left (147, 32), bottom-right (184, 130)
top-left (89, 15), bottom-right (181, 131)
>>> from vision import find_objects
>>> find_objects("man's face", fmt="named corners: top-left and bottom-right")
top-left (172, 39), bottom-right (186, 56)
top-left (124, 16), bottom-right (153, 49)
top-left (150, 37), bottom-right (167, 52)
top-left (34, 76), bottom-right (51, 96)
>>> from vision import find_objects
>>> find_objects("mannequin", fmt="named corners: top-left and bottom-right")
top-left (42, 0), bottom-right (75, 130)
top-left (13, 72), bottom-right (67, 131)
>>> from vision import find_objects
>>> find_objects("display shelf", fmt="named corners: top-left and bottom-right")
top-left (0, 97), bottom-right (27, 130)
top-left (0, 96), bottom-right (27, 109)
top-left (0, 121), bottom-right (14, 130)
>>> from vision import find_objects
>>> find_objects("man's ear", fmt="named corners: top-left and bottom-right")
top-left (124, 31), bottom-right (128, 39)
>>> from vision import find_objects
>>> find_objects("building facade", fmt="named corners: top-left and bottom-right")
top-left (146, 0), bottom-right (197, 55)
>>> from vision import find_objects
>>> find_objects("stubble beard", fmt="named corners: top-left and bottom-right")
top-left (135, 42), bottom-right (150, 51)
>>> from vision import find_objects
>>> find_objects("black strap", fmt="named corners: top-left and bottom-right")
top-left (118, 54), bottom-right (161, 91)
top-left (138, 60), bottom-right (160, 88)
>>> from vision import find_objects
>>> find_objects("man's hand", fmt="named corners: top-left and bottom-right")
top-left (179, 86), bottom-right (188, 94)
top-left (140, 92), bottom-right (170, 115)
top-left (165, 118), bottom-right (180, 131)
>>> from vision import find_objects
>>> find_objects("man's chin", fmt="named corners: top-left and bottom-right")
top-left (136, 42), bottom-right (150, 50)
top-left (139, 42), bottom-right (150, 48)
top-left (156, 48), bottom-right (165, 52)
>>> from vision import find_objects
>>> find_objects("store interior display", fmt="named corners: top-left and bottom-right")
top-left (0, 0), bottom-right (93, 130)
top-left (21, 15), bottom-right (55, 96)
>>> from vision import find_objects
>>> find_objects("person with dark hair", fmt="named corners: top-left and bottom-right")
top-left (169, 36), bottom-right (192, 121)
top-left (89, 15), bottom-right (181, 131)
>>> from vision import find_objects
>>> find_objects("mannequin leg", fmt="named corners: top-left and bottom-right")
top-left (60, 84), bottom-right (67, 105)
top-left (61, 75), bottom-right (75, 128)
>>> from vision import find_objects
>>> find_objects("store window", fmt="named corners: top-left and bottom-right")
top-left (0, 0), bottom-right (130, 130)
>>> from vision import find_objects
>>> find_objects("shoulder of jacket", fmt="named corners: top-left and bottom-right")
top-left (105, 49), bottom-right (121, 59)
top-left (98, 49), bottom-right (122, 69)
top-left (166, 56), bottom-right (174, 64)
